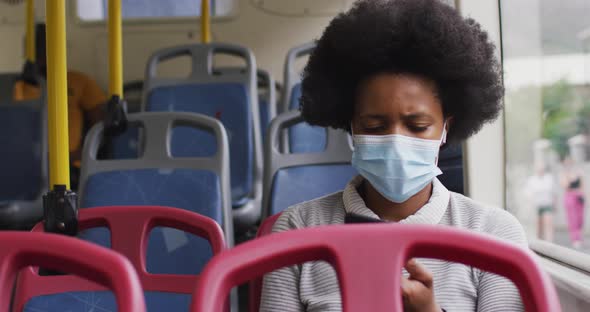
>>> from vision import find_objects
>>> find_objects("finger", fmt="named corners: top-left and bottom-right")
top-left (405, 259), bottom-right (433, 288)
top-left (400, 276), bottom-right (413, 302)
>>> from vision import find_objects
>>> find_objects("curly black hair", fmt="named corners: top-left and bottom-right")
top-left (300, 0), bottom-right (504, 143)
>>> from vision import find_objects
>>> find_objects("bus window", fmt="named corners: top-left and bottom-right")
top-left (501, 0), bottom-right (590, 253)
top-left (76, 0), bottom-right (237, 22)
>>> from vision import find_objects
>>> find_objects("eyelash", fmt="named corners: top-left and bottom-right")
top-left (362, 124), bottom-right (430, 133)
top-left (408, 125), bottom-right (429, 132)
top-left (364, 126), bottom-right (386, 133)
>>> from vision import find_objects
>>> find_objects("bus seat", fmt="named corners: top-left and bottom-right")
top-left (79, 113), bottom-right (234, 265)
top-left (14, 206), bottom-right (224, 312)
top-left (249, 213), bottom-right (281, 312)
top-left (263, 111), bottom-right (356, 218)
top-left (0, 77), bottom-right (47, 230)
top-left (280, 42), bottom-right (327, 154)
top-left (143, 43), bottom-right (263, 229)
top-left (1, 232), bottom-right (145, 312)
top-left (191, 224), bottom-right (561, 312)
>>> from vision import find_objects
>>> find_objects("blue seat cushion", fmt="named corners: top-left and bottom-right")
top-left (109, 127), bottom-right (140, 159)
top-left (259, 97), bottom-right (271, 142)
top-left (0, 106), bottom-right (42, 201)
top-left (24, 291), bottom-right (190, 312)
top-left (81, 169), bottom-right (219, 274)
top-left (270, 164), bottom-right (357, 215)
top-left (287, 84), bottom-right (327, 153)
top-left (147, 83), bottom-right (253, 206)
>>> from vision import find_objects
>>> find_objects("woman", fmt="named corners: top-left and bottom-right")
top-left (525, 162), bottom-right (555, 242)
top-left (260, 0), bottom-right (526, 311)
top-left (561, 157), bottom-right (585, 249)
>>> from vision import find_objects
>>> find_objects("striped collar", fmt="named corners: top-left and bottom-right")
top-left (342, 175), bottom-right (450, 225)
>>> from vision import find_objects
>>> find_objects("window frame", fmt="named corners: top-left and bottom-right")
top-left (72, 0), bottom-right (239, 26)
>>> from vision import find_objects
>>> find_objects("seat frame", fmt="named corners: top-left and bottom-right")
top-left (2, 231), bottom-right (146, 312)
top-left (279, 42), bottom-right (315, 114)
top-left (12, 206), bottom-right (225, 311)
top-left (192, 224), bottom-right (561, 312)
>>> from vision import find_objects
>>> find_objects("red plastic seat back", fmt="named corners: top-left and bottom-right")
top-left (192, 224), bottom-right (560, 312)
top-left (0, 232), bottom-right (145, 312)
top-left (13, 206), bottom-right (225, 311)
top-left (249, 213), bottom-right (281, 312)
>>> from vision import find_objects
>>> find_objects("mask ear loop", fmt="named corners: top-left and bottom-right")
top-left (440, 121), bottom-right (448, 146)
top-left (435, 121), bottom-right (448, 165)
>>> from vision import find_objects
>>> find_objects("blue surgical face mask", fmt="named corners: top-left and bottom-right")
top-left (351, 125), bottom-right (447, 203)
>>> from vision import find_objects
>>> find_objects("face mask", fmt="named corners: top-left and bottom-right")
top-left (351, 125), bottom-right (447, 203)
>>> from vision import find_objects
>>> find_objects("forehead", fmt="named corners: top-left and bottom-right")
top-left (355, 73), bottom-right (442, 117)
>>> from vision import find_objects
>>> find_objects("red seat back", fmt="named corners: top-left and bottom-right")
top-left (13, 206), bottom-right (225, 311)
top-left (0, 232), bottom-right (145, 312)
top-left (192, 224), bottom-right (560, 312)
top-left (248, 213), bottom-right (281, 312)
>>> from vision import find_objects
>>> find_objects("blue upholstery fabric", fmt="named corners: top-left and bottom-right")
top-left (24, 291), bottom-right (190, 312)
top-left (146, 227), bottom-right (213, 275)
top-left (289, 123), bottom-right (327, 154)
top-left (0, 75), bottom-right (17, 102)
top-left (147, 83), bottom-right (253, 206)
top-left (287, 84), bottom-right (327, 153)
top-left (288, 83), bottom-right (301, 111)
top-left (81, 169), bottom-right (222, 224)
top-left (81, 169), bottom-right (219, 273)
top-left (109, 127), bottom-right (140, 159)
top-left (74, 226), bottom-right (213, 275)
top-left (0, 106), bottom-right (42, 201)
top-left (270, 165), bottom-right (357, 215)
top-left (438, 144), bottom-right (464, 194)
top-left (259, 97), bottom-right (271, 142)
top-left (170, 126), bottom-right (216, 158)
top-left (24, 291), bottom-right (117, 312)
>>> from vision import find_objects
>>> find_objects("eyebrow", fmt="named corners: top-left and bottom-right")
top-left (402, 113), bottom-right (434, 121)
top-left (358, 114), bottom-right (388, 120)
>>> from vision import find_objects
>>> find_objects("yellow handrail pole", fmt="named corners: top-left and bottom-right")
top-left (201, 0), bottom-right (211, 43)
top-left (25, 0), bottom-right (35, 63)
top-left (108, 0), bottom-right (123, 98)
top-left (46, 0), bottom-right (70, 189)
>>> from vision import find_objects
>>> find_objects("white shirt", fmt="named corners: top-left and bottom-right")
top-left (526, 173), bottom-right (554, 207)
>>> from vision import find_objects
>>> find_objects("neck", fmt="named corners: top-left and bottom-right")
top-left (361, 181), bottom-right (433, 222)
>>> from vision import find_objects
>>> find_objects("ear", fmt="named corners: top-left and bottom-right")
top-left (444, 117), bottom-right (454, 133)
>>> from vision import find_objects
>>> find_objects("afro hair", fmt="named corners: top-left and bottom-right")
top-left (300, 0), bottom-right (504, 143)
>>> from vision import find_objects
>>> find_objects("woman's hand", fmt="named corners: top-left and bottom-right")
top-left (401, 259), bottom-right (442, 312)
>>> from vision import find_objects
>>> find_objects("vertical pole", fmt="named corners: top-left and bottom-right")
top-left (201, 0), bottom-right (211, 43)
top-left (46, 0), bottom-right (70, 189)
top-left (43, 0), bottom-right (78, 240)
top-left (25, 0), bottom-right (35, 63)
top-left (108, 0), bottom-right (123, 98)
